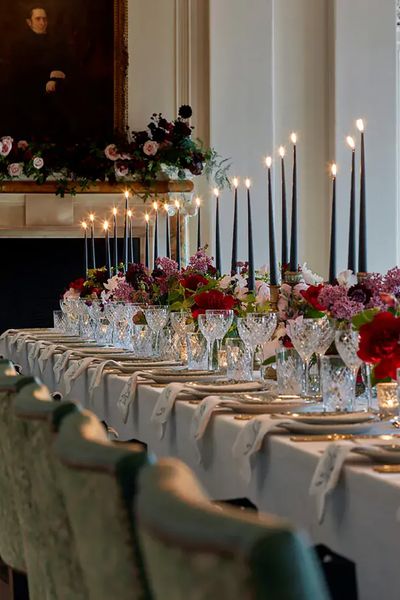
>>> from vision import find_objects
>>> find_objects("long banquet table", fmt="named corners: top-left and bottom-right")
top-left (2, 330), bottom-right (400, 600)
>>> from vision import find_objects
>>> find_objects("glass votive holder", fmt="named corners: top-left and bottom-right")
top-left (377, 381), bottom-right (399, 418)
top-left (53, 310), bottom-right (65, 332)
top-left (186, 332), bottom-right (208, 370)
top-left (275, 348), bottom-right (303, 395)
top-left (225, 338), bottom-right (252, 381)
top-left (320, 355), bottom-right (355, 412)
top-left (131, 325), bottom-right (153, 358)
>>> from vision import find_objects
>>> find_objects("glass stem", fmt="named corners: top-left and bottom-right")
top-left (207, 340), bottom-right (213, 371)
top-left (303, 358), bottom-right (310, 397)
top-left (351, 366), bottom-right (359, 409)
top-left (155, 331), bottom-right (160, 356)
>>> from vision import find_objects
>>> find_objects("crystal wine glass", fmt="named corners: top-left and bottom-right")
top-left (143, 306), bottom-right (170, 356)
top-left (237, 313), bottom-right (277, 378)
top-left (315, 316), bottom-right (335, 387)
top-left (198, 310), bottom-right (233, 371)
top-left (288, 318), bottom-right (321, 397)
top-left (335, 328), bottom-right (362, 403)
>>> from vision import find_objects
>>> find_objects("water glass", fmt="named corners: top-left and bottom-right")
top-left (199, 309), bottom-right (234, 371)
top-left (53, 310), bottom-right (65, 332)
top-left (60, 299), bottom-right (80, 335)
top-left (377, 381), bottom-right (399, 418)
top-left (288, 318), bottom-right (321, 396)
top-left (96, 316), bottom-right (113, 345)
top-left (320, 356), bottom-right (355, 412)
top-left (143, 306), bottom-right (170, 356)
top-left (237, 313), bottom-right (277, 374)
top-left (186, 332), bottom-right (208, 370)
top-left (275, 348), bottom-right (303, 395)
top-left (225, 338), bottom-right (252, 381)
top-left (131, 325), bottom-right (153, 358)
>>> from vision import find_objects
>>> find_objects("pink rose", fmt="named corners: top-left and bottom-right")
top-left (33, 156), bottom-right (44, 169)
top-left (0, 136), bottom-right (13, 157)
top-left (143, 140), bottom-right (159, 156)
top-left (8, 162), bottom-right (23, 177)
top-left (17, 140), bottom-right (28, 151)
top-left (104, 144), bottom-right (120, 161)
top-left (115, 163), bottom-right (129, 177)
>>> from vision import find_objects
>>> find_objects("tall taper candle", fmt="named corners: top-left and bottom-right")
top-left (112, 207), bottom-right (118, 271)
top-left (329, 164), bottom-right (337, 284)
top-left (164, 203), bottom-right (171, 258)
top-left (245, 179), bottom-right (255, 292)
top-left (279, 146), bottom-right (288, 267)
top-left (89, 213), bottom-right (96, 269)
top-left (213, 188), bottom-right (221, 275)
top-left (127, 209), bottom-right (133, 263)
top-left (346, 136), bottom-right (356, 272)
top-left (175, 200), bottom-right (181, 269)
top-left (357, 119), bottom-right (367, 273)
top-left (103, 221), bottom-right (111, 277)
top-left (196, 197), bottom-right (202, 250)
top-left (123, 191), bottom-right (129, 271)
top-left (231, 178), bottom-right (239, 274)
top-left (153, 200), bottom-right (159, 265)
top-left (289, 133), bottom-right (298, 271)
top-left (266, 157), bottom-right (278, 285)
top-left (82, 221), bottom-right (88, 276)
top-left (144, 213), bottom-right (150, 269)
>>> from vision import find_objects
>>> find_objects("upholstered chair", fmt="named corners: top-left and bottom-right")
top-left (136, 458), bottom-right (331, 600)
top-left (53, 409), bottom-right (152, 600)
top-left (13, 381), bottom-right (88, 600)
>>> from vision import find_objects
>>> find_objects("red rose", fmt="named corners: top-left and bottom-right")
top-left (191, 289), bottom-right (236, 319)
top-left (69, 277), bottom-right (85, 293)
top-left (358, 311), bottom-right (400, 380)
top-left (300, 285), bottom-right (325, 312)
top-left (180, 273), bottom-right (208, 292)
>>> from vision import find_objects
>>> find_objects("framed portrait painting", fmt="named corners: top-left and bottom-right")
top-left (0, 0), bottom-right (128, 143)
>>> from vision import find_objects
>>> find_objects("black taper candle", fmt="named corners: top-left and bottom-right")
top-left (175, 201), bottom-right (181, 269)
top-left (289, 134), bottom-right (298, 271)
top-left (358, 120), bottom-right (367, 273)
top-left (231, 179), bottom-right (238, 274)
top-left (245, 180), bottom-right (255, 292)
top-left (214, 189), bottom-right (221, 275)
top-left (82, 222), bottom-right (88, 276)
top-left (145, 215), bottom-right (150, 269)
top-left (89, 214), bottom-right (96, 269)
top-left (196, 198), bottom-right (202, 250)
top-left (104, 222), bottom-right (111, 278)
top-left (112, 208), bottom-right (118, 271)
top-left (164, 204), bottom-right (171, 258)
top-left (128, 211), bottom-right (133, 263)
top-left (153, 201), bottom-right (159, 265)
top-left (347, 136), bottom-right (356, 272)
top-left (266, 159), bottom-right (278, 285)
top-left (123, 191), bottom-right (129, 271)
top-left (279, 147), bottom-right (288, 267)
top-left (329, 164), bottom-right (337, 284)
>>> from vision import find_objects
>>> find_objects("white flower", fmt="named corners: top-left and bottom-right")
top-left (255, 280), bottom-right (270, 305)
top-left (63, 287), bottom-right (81, 300)
top-left (336, 269), bottom-right (357, 289)
top-left (104, 144), bottom-right (120, 161)
top-left (234, 273), bottom-right (248, 289)
top-left (235, 285), bottom-right (249, 301)
top-left (143, 140), bottom-right (159, 156)
top-left (219, 275), bottom-right (232, 290)
top-left (7, 162), bottom-right (23, 177)
top-left (301, 262), bottom-right (323, 285)
top-left (0, 136), bottom-right (13, 157)
top-left (257, 264), bottom-right (269, 276)
top-left (104, 275), bottom-right (121, 293)
top-left (115, 163), bottom-right (129, 177)
top-left (33, 156), bottom-right (44, 169)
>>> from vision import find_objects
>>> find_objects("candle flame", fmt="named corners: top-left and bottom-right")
top-left (331, 163), bottom-right (337, 177)
top-left (175, 199), bottom-right (180, 209)
top-left (265, 156), bottom-right (272, 168)
top-left (290, 132), bottom-right (297, 144)
top-left (89, 213), bottom-right (95, 222)
top-left (112, 207), bottom-right (117, 216)
top-left (127, 209), bottom-right (132, 218)
top-left (213, 187), bottom-right (219, 197)
top-left (163, 203), bottom-right (169, 212)
top-left (356, 118), bottom-right (364, 132)
top-left (346, 136), bottom-right (355, 150)
top-left (245, 178), bottom-right (251, 189)
top-left (124, 190), bottom-right (129, 200)
top-left (195, 197), bottom-right (201, 207)
top-left (232, 177), bottom-right (239, 188)
top-left (279, 146), bottom-right (285, 158)
top-left (153, 200), bottom-right (158, 210)
top-left (81, 221), bottom-right (87, 229)
top-left (145, 213), bottom-right (149, 223)
top-left (103, 220), bottom-right (109, 231)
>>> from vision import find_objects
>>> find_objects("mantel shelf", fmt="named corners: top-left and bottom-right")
top-left (0, 180), bottom-right (194, 195)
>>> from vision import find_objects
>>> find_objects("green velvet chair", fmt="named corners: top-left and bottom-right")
top-left (53, 409), bottom-right (152, 600)
top-left (136, 458), bottom-right (331, 600)
top-left (13, 381), bottom-right (88, 600)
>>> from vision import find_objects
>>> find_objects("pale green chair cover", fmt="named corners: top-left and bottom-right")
top-left (14, 381), bottom-right (88, 600)
top-left (137, 458), bottom-right (330, 600)
top-left (53, 409), bottom-right (152, 600)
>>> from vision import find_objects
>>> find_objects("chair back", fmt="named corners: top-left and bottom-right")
top-left (136, 459), bottom-right (330, 600)
top-left (54, 409), bottom-right (152, 600)
top-left (14, 382), bottom-right (87, 600)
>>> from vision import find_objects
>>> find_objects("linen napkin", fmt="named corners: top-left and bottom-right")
top-left (27, 341), bottom-right (46, 371)
top-left (89, 360), bottom-right (121, 399)
top-left (5, 331), bottom-right (28, 355)
top-left (117, 371), bottom-right (148, 423)
top-left (309, 441), bottom-right (355, 524)
top-left (38, 344), bottom-right (59, 372)
top-left (190, 396), bottom-right (224, 464)
top-left (54, 350), bottom-right (74, 384)
top-left (64, 357), bottom-right (97, 395)
top-left (151, 382), bottom-right (188, 439)
top-left (232, 416), bottom-right (285, 484)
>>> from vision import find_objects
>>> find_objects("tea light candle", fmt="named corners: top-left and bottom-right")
top-left (377, 382), bottom-right (399, 418)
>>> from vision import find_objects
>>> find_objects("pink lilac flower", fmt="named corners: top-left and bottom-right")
top-left (318, 285), bottom-right (365, 320)
top-left (156, 256), bottom-right (179, 277)
top-left (112, 281), bottom-right (136, 302)
top-left (188, 248), bottom-right (214, 274)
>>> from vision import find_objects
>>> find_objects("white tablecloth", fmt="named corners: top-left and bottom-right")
top-left (2, 332), bottom-right (400, 600)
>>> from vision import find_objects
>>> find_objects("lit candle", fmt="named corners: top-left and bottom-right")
top-left (196, 197), bottom-right (202, 251)
top-left (266, 157), bottom-right (278, 285)
top-left (127, 209), bottom-right (133, 263)
top-left (279, 146), bottom-right (288, 268)
top-left (329, 163), bottom-right (337, 284)
top-left (164, 203), bottom-right (171, 258)
top-left (346, 136), bottom-right (356, 272)
top-left (175, 199), bottom-right (181, 269)
top-left (153, 200), bottom-right (159, 265)
top-left (357, 118), bottom-right (367, 273)
top-left (103, 220), bottom-right (111, 277)
top-left (123, 190), bottom-right (129, 271)
top-left (144, 213), bottom-right (150, 269)
top-left (112, 207), bottom-right (118, 272)
top-left (231, 177), bottom-right (239, 275)
top-left (214, 188), bottom-right (221, 274)
top-left (89, 213), bottom-right (96, 269)
top-left (245, 179), bottom-right (255, 292)
top-left (81, 221), bottom-right (88, 276)
top-left (289, 132), bottom-right (298, 271)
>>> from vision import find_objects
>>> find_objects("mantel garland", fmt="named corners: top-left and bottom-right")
top-left (0, 105), bottom-right (230, 197)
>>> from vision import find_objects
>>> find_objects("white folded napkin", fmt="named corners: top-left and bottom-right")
top-left (116, 371), bottom-right (149, 423)
top-left (309, 441), bottom-right (355, 524)
top-left (27, 341), bottom-right (46, 371)
top-left (64, 357), bottom-right (97, 395)
top-left (232, 416), bottom-right (285, 484)
top-left (38, 344), bottom-right (59, 372)
top-left (190, 396), bottom-right (223, 464)
top-left (151, 383), bottom-right (188, 439)
top-left (54, 350), bottom-right (74, 384)
top-left (0, 329), bottom-right (19, 341)
top-left (89, 360), bottom-right (120, 399)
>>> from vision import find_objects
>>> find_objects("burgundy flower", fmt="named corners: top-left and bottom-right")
top-left (358, 311), bottom-right (400, 380)
top-left (347, 283), bottom-right (371, 305)
top-left (300, 285), bottom-right (325, 312)
top-left (180, 273), bottom-right (208, 292)
top-left (191, 289), bottom-right (236, 319)
top-left (178, 105), bottom-right (193, 119)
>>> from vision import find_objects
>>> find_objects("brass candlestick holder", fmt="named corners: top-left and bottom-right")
top-left (269, 284), bottom-right (280, 311)
top-left (283, 270), bottom-right (302, 286)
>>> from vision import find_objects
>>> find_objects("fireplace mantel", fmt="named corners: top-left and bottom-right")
top-left (0, 180), bottom-right (194, 195)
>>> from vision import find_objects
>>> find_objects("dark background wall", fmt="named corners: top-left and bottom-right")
top-left (0, 237), bottom-right (140, 333)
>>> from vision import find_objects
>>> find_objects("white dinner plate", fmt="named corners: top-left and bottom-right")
top-left (218, 398), bottom-right (308, 414)
top-left (185, 381), bottom-right (264, 394)
top-left (353, 443), bottom-right (400, 464)
top-left (277, 421), bottom-right (378, 435)
top-left (139, 369), bottom-right (223, 384)
top-left (272, 411), bottom-right (376, 426)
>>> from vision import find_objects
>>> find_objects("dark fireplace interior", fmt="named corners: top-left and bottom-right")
top-left (0, 237), bottom-right (140, 333)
